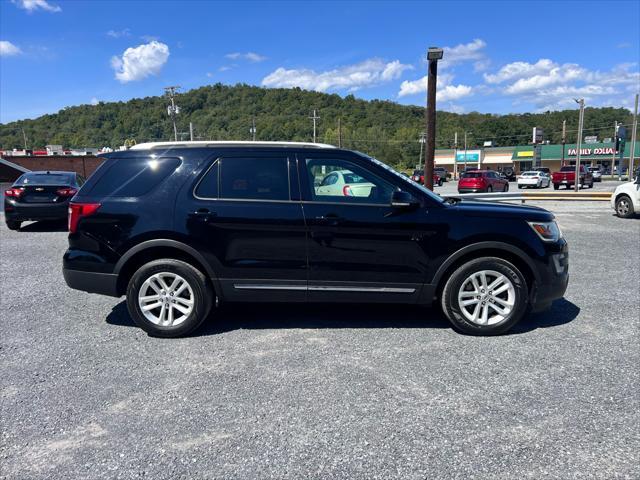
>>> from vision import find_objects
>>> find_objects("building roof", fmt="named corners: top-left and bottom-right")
top-left (129, 141), bottom-right (337, 151)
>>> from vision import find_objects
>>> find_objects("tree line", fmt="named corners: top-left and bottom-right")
top-left (0, 83), bottom-right (633, 169)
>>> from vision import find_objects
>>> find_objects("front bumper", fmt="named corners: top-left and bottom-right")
top-left (530, 245), bottom-right (569, 312)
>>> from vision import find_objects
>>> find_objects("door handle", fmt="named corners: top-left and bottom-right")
top-left (315, 214), bottom-right (343, 225)
top-left (192, 208), bottom-right (217, 222)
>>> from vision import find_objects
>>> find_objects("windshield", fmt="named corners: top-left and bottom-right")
top-left (15, 173), bottom-right (74, 185)
top-left (356, 152), bottom-right (444, 203)
top-left (521, 172), bottom-right (538, 176)
top-left (462, 172), bottom-right (482, 178)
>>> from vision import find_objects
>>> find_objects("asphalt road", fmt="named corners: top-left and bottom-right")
top-left (1, 200), bottom-right (638, 479)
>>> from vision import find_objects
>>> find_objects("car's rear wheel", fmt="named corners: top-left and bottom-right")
top-left (5, 220), bottom-right (21, 231)
top-left (126, 259), bottom-right (213, 337)
top-left (503, 183), bottom-right (509, 192)
top-left (487, 186), bottom-right (493, 193)
top-left (440, 257), bottom-right (529, 335)
top-left (615, 195), bottom-right (635, 218)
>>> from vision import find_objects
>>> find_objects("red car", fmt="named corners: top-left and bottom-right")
top-left (458, 170), bottom-right (509, 193)
top-left (411, 170), bottom-right (443, 186)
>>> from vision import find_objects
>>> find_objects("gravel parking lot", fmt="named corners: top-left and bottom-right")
top-left (1, 196), bottom-right (638, 479)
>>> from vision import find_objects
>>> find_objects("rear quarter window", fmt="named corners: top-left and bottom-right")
top-left (86, 157), bottom-right (181, 197)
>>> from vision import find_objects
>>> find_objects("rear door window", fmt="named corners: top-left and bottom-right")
top-left (87, 157), bottom-right (181, 197)
top-left (219, 157), bottom-right (290, 201)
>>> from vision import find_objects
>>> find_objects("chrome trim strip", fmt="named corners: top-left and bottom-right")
top-left (234, 284), bottom-right (307, 291)
top-left (233, 284), bottom-right (415, 293)
top-left (309, 286), bottom-right (415, 293)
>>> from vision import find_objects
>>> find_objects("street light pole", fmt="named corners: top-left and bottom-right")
top-left (424, 47), bottom-right (443, 191)
top-left (574, 98), bottom-right (585, 192)
top-left (629, 93), bottom-right (638, 180)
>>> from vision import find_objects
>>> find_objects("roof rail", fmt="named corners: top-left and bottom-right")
top-left (129, 141), bottom-right (337, 151)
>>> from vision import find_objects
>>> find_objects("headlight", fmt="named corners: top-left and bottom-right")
top-left (528, 221), bottom-right (562, 242)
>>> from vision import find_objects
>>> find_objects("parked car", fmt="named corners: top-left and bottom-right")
top-left (411, 169), bottom-right (443, 186)
top-left (316, 170), bottom-right (376, 197)
top-left (517, 171), bottom-right (551, 189)
top-left (551, 165), bottom-right (594, 190)
top-left (496, 166), bottom-right (516, 181)
top-left (611, 176), bottom-right (640, 218)
top-left (588, 165), bottom-right (604, 182)
top-left (434, 167), bottom-right (452, 182)
top-left (533, 167), bottom-right (551, 176)
top-left (458, 170), bottom-right (509, 193)
top-left (63, 141), bottom-right (568, 337)
top-left (4, 170), bottom-right (85, 230)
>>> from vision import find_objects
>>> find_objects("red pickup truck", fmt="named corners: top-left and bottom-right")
top-left (552, 165), bottom-right (594, 190)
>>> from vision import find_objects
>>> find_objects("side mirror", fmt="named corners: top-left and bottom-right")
top-left (391, 190), bottom-right (419, 208)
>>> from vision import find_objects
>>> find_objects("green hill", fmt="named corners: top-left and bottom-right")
top-left (0, 83), bottom-right (632, 169)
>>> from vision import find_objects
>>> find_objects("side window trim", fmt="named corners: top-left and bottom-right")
top-left (193, 158), bottom-right (220, 200)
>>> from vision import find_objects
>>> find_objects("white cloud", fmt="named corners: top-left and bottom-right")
top-left (398, 74), bottom-right (473, 102)
top-left (262, 58), bottom-right (413, 92)
top-left (438, 39), bottom-right (487, 69)
top-left (218, 65), bottom-right (234, 72)
top-left (90, 97), bottom-right (99, 105)
top-left (111, 41), bottom-right (170, 83)
top-left (107, 29), bottom-right (131, 39)
top-left (225, 52), bottom-right (267, 62)
top-left (12, 0), bottom-right (61, 13)
top-left (0, 40), bottom-right (22, 56)
top-left (484, 59), bottom-right (556, 84)
top-left (485, 59), bottom-right (640, 111)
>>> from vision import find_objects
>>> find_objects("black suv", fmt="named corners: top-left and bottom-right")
top-left (63, 142), bottom-right (568, 337)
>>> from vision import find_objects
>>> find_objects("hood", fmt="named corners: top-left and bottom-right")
top-left (449, 199), bottom-right (554, 221)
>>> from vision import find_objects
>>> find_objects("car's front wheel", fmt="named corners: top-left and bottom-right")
top-left (126, 259), bottom-right (213, 337)
top-left (615, 195), bottom-right (635, 218)
top-left (440, 257), bottom-right (529, 335)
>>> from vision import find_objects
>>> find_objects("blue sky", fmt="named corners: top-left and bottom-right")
top-left (1, 0), bottom-right (639, 123)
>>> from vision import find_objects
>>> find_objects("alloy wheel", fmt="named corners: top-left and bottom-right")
top-left (138, 272), bottom-right (194, 326)
top-left (457, 270), bottom-right (516, 325)
top-left (617, 199), bottom-right (630, 216)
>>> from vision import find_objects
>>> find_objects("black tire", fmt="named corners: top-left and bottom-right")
top-left (6, 220), bottom-right (21, 231)
top-left (438, 179), bottom-right (443, 187)
top-left (615, 195), bottom-right (635, 218)
top-left (503, 183), bottom-right (509, 192)
top-left (588, 181), bottom-right (594, 188)
top-left (487, 186), bottom-right (493, 193)
top-left (126, 258), bottom-right (213, 337)
top-left (440, 257), bottom-right (529, 335)
top-left (553, 184), bottom-right (559, 190)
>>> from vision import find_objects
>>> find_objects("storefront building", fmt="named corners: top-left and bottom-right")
top-left (434, 142), bottom-right (639, 175)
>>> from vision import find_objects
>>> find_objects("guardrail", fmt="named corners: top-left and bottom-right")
top-left (452, 191), bottom-right (613, 203)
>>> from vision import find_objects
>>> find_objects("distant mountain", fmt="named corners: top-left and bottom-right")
top-left (0, 83), bottom-right (632, 168)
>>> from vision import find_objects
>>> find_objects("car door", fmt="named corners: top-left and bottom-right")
top-left (298, 152), bottom-right (445, 303)
top-left (185, 151), bottom-right (307, 302)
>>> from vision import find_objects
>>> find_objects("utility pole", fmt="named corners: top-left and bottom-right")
top-left (424, 47), bottom-right (443, 191)
top-left (453, 131), bottom-right (458, 180)
top-left (21, 128), bottom-right (27, 150)
top-left (418, 131), bottom-right (426, 168)
top-left (250, 116), bottom-right (256, 141)
top-left (463, 131), bottom-right (469, 172)
top-left (189, 122), bottom-right (194, 141)
top-left (574, 98), bottom-right (585, 192)
top-left (337, 117), bottom-right (342, 148)
top-left (309, 109), bottom-right (320, 143)
top-left (561, 120), bottom-right (566, 166)
top-left (164, 86), bottom-right (181, 142)
top-left (611, 121), bottom-right (618, 179)
top-left (629, 93), bottom-right (638, 180)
